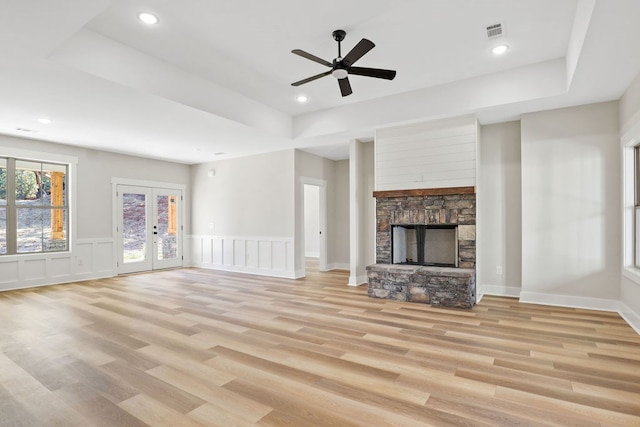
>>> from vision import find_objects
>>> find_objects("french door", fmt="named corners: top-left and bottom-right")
top-left (116, 185), bottom-right (183, 274)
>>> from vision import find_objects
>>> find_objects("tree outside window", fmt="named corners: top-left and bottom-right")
top-left (0, 157), bottom-right (68, 255)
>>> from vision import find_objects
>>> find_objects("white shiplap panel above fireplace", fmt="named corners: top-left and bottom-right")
top-left (375, 116), bottom-right (478, 191)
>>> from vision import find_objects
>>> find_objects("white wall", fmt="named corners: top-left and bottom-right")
top-left (620, 69), bottom-right (640, 138)
top-left (375, 116), bottom-right (477, 191)
top-left (189, 150), bottom-right (296, 278)
top-left (0, 134), bottom-right (191, 290)
top-left (331, 160), bottom-right (350, 269)
top-left (304, 184), bottom-right (320, 257)
top-left (520, 102), bottom-right (621, 308)
top-left (478, 121), bottom-right (522, 297)
top-left (191, 150), bottom-right (294, 236)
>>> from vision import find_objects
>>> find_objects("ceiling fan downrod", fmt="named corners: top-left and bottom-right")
top-left (332, 29), bottom-right (346, 58)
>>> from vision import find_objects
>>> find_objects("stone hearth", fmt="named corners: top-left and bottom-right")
top-left (367, 264), bottom-right (476, 309)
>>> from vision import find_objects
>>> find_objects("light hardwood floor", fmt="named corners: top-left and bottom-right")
top-left (1, 262), bottom-right (639, 426)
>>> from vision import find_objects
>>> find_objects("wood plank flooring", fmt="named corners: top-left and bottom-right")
top-left (1, 261), bottom-right (639, 426)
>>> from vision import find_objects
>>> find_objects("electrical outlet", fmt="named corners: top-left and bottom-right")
top-left (496, 266), bottom-right (503, 275)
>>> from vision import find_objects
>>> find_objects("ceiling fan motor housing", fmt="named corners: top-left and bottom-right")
top-left (332, 58), bottom-right (348, 79)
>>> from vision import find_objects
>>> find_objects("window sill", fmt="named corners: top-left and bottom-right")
top-left (0, 250), bottom-right (71, 262)
top-left (623, 267), bottom-right (640, 286)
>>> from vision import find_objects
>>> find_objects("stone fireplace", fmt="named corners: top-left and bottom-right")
top-left (367, 187), bottom-right (476, 308)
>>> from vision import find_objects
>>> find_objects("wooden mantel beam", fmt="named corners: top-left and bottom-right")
top-left (372, 186), bottom-right (476, 198)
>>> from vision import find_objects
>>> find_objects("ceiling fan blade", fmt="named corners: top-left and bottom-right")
top-left (349, 66), bottom-right (397, 80)
top-left (291, 70), bottom-right (332, 86)
top-left (338, 77), bottom-right (352, 97)
top-left (342, 38), bottom-right (375, 66)
top-left (291, 49), bottom-right (332, 67)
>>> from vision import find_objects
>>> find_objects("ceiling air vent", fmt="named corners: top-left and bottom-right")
top-left (486, 23), bottom-right (503, 39)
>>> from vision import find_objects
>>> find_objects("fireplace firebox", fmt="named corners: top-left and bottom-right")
top-left (392, 224), bottom-right (458, 267)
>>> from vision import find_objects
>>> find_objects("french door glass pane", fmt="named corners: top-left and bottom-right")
top-left (0, 159), bottom-right (5, 254)
top-left (0, 157), bottom-right (6, 205)
top-left (123, 193), bottom-right (147, 263)
top-left (636, 207), bottom-right (640, 267)
top-left (156, 194), bottom-right (178, 260)
top-left (0, 207), bottom-right (6, 254)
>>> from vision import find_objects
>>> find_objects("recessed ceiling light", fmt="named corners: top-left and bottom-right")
top-left (37, 117), bottom-right (52, 124)
top-left (137, 12), bottom-right (159, 25)
top-left (491, 44), bottom-right (509, 55)
top-left (295, 94), bottom-right (309, 104)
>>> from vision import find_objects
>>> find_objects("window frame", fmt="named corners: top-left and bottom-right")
top-left (623, 136), bottom-right (640, 285)
top-left (0, 149), bottom-right (75, 257)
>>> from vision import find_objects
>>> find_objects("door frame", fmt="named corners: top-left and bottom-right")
top-left (111, 178), bottom-right (186, 274)
top-left (300, 177), bottom-right (327, 275)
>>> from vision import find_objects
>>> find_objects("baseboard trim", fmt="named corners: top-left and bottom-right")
top-left (519, 291), bottom-right (640, 336)
top-left (349, 275), bottom-right (368, 286)
top-left (477, 284), bottom-right (521, 302)
top-left (326, 262), bottom-right (349, 271)
top-left (519, 291), bottom-right (621, 312)
top-left (191, 263), bottom-right (297, 280)
top-left (619, 302), bottom-right (640, 335)
top-left (0, 271), bottom-right (115, 292)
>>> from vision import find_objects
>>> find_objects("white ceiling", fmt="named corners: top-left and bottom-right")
top-left (1, 0), bottom-right (640, 163)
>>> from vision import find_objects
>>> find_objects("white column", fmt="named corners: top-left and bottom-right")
top-left (349, 139), bottom-right (368, 285)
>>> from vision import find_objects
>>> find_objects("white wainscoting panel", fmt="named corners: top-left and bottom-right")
top-left (223, 239), bottom-right (234, 267)
top-left (376, 115), bottom-right (478, 191)
top-left (24, 259), bottom-right (47, 281)
top-left (258, 241), bottom-right (272, 270)
top-left (233, 240), bottom-right (246, 267)
top-left (50, 256), bottom-right (72, 279)
top-left (0, 238), bottom-right (115, 291)
top-left (92, 239), bottom-right (114, 275)
top-left (0, 261), bottom-right (19, 286)
top-left (188, 235), bottom-right (296, 278)
top-left (246, 240), bottom-right (259, 269)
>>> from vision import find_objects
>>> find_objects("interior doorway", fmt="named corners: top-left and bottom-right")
top-left (304, 184), bottom-right (320, 258)
top-left (301, 178), bottom-right (327, 275)
top-left (115, 184), bottom-right (183, 274)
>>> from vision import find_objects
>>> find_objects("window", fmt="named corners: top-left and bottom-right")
top-left (0, 157), bottom-right (68, 255)
top-left (636, 146), bottom-right (640, 267)
top-left (0, 158), bottom-right (6, 254)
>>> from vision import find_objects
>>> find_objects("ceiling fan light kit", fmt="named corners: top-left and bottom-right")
top-left (291, 29), bottom-right (397, 97)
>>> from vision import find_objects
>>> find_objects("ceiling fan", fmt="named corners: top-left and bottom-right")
top-left (291, 29), bottom-right (397, 97)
